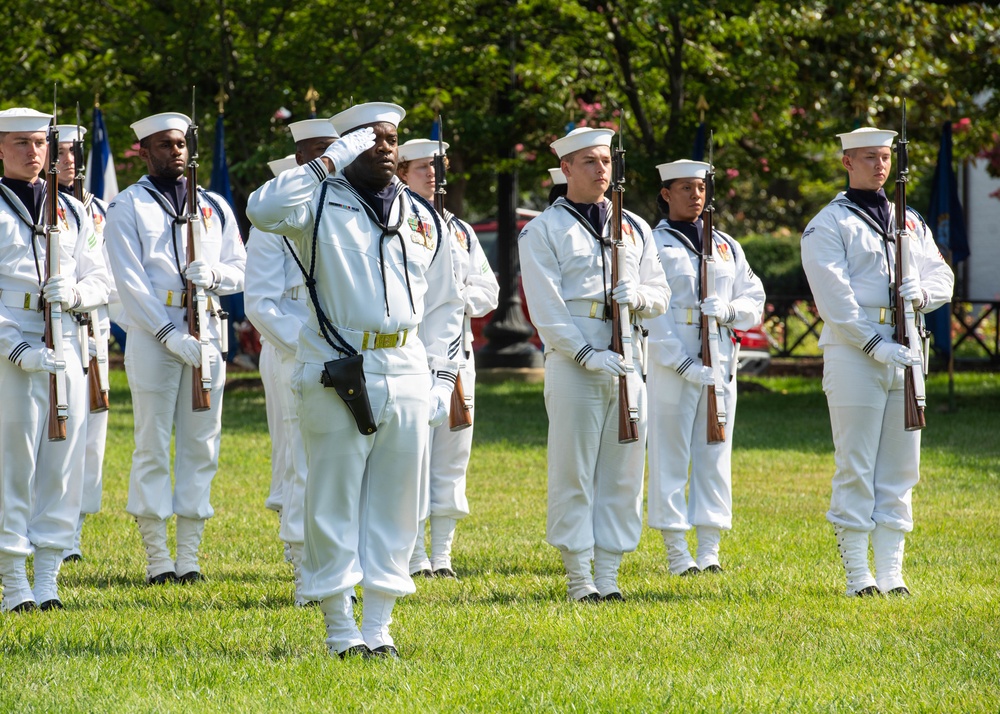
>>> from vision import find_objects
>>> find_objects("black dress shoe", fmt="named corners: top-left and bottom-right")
top-left (701, 564), bottom-right (724, 574)
top-left (39, 599), bottom-right (64, 611)
top-left (410, 569), bottom-right (433, 579)
top-left (432, 567), bottom-right (457, 579)
top-left (855, 585), bottom-right (880, 597)
top-left (601, 591), bottom-right (625, 603)
top-left (886, 586), bottom-right (911, 597)
top-left (10, 600), bottom-right (37, 613)
top-left (371, 645), bottom-right (400, 660)
top-left (147, 571), bottom-right (176, 585)
top-left (679, 566), bottom-right (700, 577)
top-left (337, 644), bottom-right (373, 660)
top-left (575, 592), bottom-right (602, 603)
top-left (176, 571), bottom-right (205, 584)
top-left (62, 553), bottom-right (83, 563)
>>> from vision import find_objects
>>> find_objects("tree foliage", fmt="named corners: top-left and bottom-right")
top-left (1, 0), bottom-right (997, 231)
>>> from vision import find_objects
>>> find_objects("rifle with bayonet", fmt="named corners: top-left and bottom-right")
top-left (701, 133), bottom-right (726, 444)
top-left (73, 104), bottom-right (110, 413)
top-left (434, 115), bottom-right (473, 432)
top-left (185, 88), bottom-right (212, 411)
top-left (610, 118), bottom-right (639, 444)
top-left (893, 100), bottom-right (926, 431)
top-left (44, 91), bottom-right (68, 441)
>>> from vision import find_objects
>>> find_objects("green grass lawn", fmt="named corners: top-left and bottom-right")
top-left (2, 369), bottom-right (998, 712)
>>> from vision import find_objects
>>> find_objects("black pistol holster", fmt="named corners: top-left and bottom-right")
top-left (320, 353), bottom-right (377, 435)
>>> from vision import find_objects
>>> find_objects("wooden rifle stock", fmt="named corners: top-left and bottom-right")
top-left (45, 117), bottom-right (68, 441)
top-left (432, 116), bottom-right (473, 432)
top-left (701, 136), bottom-right (726, 444)
top-left (72, 113), bottom-right (110, 413)
top-left (893, 101), bottom-right (926, 431)
top-left (610, 136), bottom-right (639, 444)
top-left (185, 97), bottom-right (211, 412)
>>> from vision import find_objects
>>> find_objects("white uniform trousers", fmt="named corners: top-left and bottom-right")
top-left (296, 361), bottom-right (430, 601)
top-left (822, 344), bottom-right (920, 532)
top-left (81, 396), bottom-right (109, 516)
top-left (0, 332), bottom-right (87, 554)
top-left (426, 358), bottom-right (476, 520)
top-left (543, 351), bottom-right (646, 555)
top-left (647, 364), bottom-right (737, 532)
top-left (124, 328), bottom-right (226, 520)
top-left (276, 347), bottom-right (307, 546)
top-left (259, 341), bottom-right (286, 513)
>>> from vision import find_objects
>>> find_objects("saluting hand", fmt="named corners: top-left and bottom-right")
top-left (321, 128), bottom-right (376, 174)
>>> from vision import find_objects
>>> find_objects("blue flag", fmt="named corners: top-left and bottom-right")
top-left (85, 105), bottom-right (119, 201)
top-left (210, 113), bottom-right (234, 209)
top-left (692, 121), bottom-right (706, 161)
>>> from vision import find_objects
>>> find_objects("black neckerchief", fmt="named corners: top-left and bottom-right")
top-left (666, 218), bottom-right (703, 255)
top-left (352, 181), bottom-right (397, 226)
top-left (845, 187), bottom-right (892, 237)
top-left (1, 177), bottom-right (45, 225)
top-left (566, 198), bottom-right (608, 238)
top-left (148, 175), bottom-right (188, 216)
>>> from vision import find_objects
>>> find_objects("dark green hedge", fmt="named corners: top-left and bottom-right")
top-left (738, 232), bottom-right (812, 298)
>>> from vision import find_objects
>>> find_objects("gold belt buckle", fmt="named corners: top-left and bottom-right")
top-left (686, 308), bottom-right (694, 325)
top-left (373, 332), bottom-right (398, 349)
top-left (24, 293), bottom-right (33, 310)
top-left (589, 302), bottom-right (600, 319)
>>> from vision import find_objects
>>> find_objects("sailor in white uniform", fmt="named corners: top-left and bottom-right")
top-left (519, 127), bottom-right (669, 602)
top-left (0, 108), bottom-right (110, 611)
top-left (397, 138), bottom-right (500, 579)
top-left (801, 127), bottom-right (953, 596)
top-left (246, 103), bottom-right (464, 659)
top-left (645, 160), bottom-right (765, 575)
top-left (105, 112), bottom-right (246, 585)
top-left (245, 118), bottom-right (339, 606)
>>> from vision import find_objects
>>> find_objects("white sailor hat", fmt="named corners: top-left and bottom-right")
top-left (268, 154), bottom-right (298, 177)
top-left (548, 167), bottom-right (567, 185)
top-left (289, 119), bottom-right (338, 143)
top-left (656, 160), bottom-right (710, 182)
top-left (837, 127), bottom-right (897, 151)
top-left (550, 127), bottom-right (614, 159)
top-left (397, 138), bottom-right (449, 163)
top-left (54, 125), bottom-right (87, 143)
top-left (0, 108), bottom-right (52, 133)
top-left (130, 112), bottom-right (192, 141)
top-left (329, 102), bottom-right (405, 135)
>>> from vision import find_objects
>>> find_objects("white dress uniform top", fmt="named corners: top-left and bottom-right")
top-left (520, 127), bottom-right (669, 601)
top-left (0, 107), bottom-right (111, 611)
top-left (411, 209), bottom-right (500, 576)
top-left (645, 164), bottom-right (765, 573)
top-left (801, 127), bottom-right (954, 596)
top-left (105, 112), bottom-right (246, 583)
top-left (246, 102), bottom-right (464, 657)
top-left (246, 142), bottom-right (328, 606)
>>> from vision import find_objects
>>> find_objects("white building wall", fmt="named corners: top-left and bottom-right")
top-left (963, 158), bottom-right (1000, 301)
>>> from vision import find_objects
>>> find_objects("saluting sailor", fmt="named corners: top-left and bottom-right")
top-left (397, 138), bottom-right (500, 580)
top-left (519, 127), bottom-right (669, 602)
top-left (245, 117), bottom-right (339, 607)
top-left (54, 123), bottom-right (116, 563)
top-left (247, 103), bottom-right (464, 660)
top-left (104, 111), bottom-right (246, 585)
top-left (801, 127), bottom-right (953, 597)
top-left (0, 108), bottom-right (110, 611)
top-left (645, 160), bottom-right (765, 576)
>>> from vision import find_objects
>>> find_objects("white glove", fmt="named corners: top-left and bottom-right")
top-left (185, 260), bottom-right (217, 289)
top-left (682, 362), bottom-right (716, 386)
top-left (428, 381), bottom-right (453, 427)
top-left (611, 278), bottom-right (640, 308)
top-left (42, 274), bottom-right (80, 309)
top-left (88, 337), bottom-right (98, 358)
top-left (322, 128), bottom-right (376, 173)
top-left (583, 349), bottom-right (627, 377)
top-left (701, 296), bottom-right (734, 325)
top-left (164, 331), bottom-right (202, 367)
top-left (18, 346), bottom-right (58, 374)
top-left (897, 274), bottom-right (923, 304)
top-left (871, 341), bottom-right (921, 368)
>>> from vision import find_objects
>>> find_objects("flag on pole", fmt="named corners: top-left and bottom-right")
top-left (210, 112), bottom-right (233, 209)
top-left (692, 121), bottom-right (706, 161)
top-left (85, 103), bottom-right (118, 201)
top-left (925, 120), bottom-right (970, 358)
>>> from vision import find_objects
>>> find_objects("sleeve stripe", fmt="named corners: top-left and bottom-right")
top-left (863, 335), bottom-right (882, 355)
top-left (575, 345), bottom-right (595, 364)
top-left (678, 357), bottom-right (693, 376)
top-left (306, 158), bottom-right (327, 183)
top-left (9, 341), bottom-right (31, 365)
top-left (156, 324), bottom-right (176, 342)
